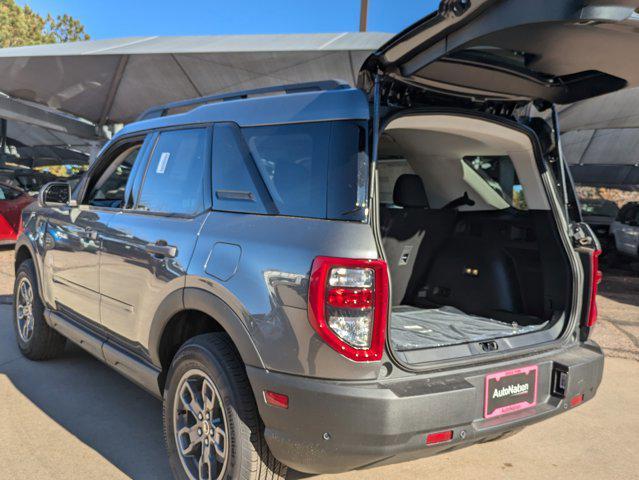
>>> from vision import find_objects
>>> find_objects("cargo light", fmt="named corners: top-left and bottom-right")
top-left (308, 257), bottom-right (389, 362)
top-left (586, 249), bottom-right (603, 327)
top-left (263, 391), bottom-right (289, 409)
top-left (426, 430), bottom-right (454, 445)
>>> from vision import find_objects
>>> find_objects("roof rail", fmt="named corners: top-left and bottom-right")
top-left (137, 79), bottom-right (351, 121)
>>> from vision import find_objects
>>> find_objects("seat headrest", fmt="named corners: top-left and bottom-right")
top-left (393, 174), bottom-right (429, 208)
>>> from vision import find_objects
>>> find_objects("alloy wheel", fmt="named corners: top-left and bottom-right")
top-left (16, 277), bottom-right (35, 343)
top-left (173, 369), bottom-right (229, 480)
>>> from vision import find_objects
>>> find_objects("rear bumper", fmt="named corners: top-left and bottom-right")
top-left (247, 342), bottom-right (604, 474)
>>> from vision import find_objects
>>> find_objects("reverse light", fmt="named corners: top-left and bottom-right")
top-left (586, 249), bottom-right (603, 327)
top-left (308, 257), bottom-right (389, 362)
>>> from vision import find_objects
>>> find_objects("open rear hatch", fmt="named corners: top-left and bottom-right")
top-left (363, 0), bottom-right (628, 367)
top-left (361, 0), bottom-right (639, 105)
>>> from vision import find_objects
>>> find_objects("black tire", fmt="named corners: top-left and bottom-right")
top-left (163, 333), bottom-right (287, 480)
top-left (13, 259), bottom-right (66, 360)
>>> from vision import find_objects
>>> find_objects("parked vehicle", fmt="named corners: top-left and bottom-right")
top-left (580, 199), bottom-right (619, 238)
top-left (610, 202), bottom-right (639, 259)
top-left (16, 1), bottom-right (636, 478)
top-left (0, 183), bottom-right (34, 244)
top-left (0, 166), bottom-right (56, 196)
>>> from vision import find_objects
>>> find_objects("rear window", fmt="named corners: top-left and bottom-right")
top-left (213, 121), bottom-right (368, 221)
top-left (463, 156), bottom-right (528, 210)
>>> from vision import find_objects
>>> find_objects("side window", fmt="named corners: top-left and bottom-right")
top-left (137, 128), bottom-right (208, 215)
top-left (86, 142), bottom-right (145, 209)
top-left (242, 123), bottom-right (330, 218)
top-left (212, 121), bottom-right (369, 220)
top-left (463, 156), bottom-right (528, 210)
top-left (377, 159), bottom-right (416, 205)
top-left (212, 123), bottom-right (270, 215)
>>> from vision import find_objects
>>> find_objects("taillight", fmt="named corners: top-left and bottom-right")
top-left (586, 249), bottom-right (603, 327)
top-left (308, 257), bottom-right (389, 362)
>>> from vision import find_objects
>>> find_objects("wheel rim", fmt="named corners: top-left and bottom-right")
top-left (173, 369), bottom-right (229, 480)
top-left (16, 277), bottom-right (35, 343)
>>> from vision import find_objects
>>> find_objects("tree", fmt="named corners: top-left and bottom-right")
top-left (0, 0), bottom-right (89, 48)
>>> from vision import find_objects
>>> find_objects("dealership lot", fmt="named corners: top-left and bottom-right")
top-left (0, 247), bottom-right (637, 480)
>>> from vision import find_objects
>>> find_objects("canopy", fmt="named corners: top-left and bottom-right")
top-left (0, 33), bottom-right (391, 125)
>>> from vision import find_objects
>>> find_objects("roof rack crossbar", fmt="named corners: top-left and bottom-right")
top-left (137, 79), bottom-right (350, 121)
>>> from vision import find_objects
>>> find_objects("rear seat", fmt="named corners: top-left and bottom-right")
top-left (381, 174), bottom-right (458, 306)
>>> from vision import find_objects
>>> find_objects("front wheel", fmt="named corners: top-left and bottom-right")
top-left (163, 333), bottom-right (287, 480)
top-left (13, 259), bottom-right (66, 360)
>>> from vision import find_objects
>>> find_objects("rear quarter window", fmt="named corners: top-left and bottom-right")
top-left (212, 121), bottom-right (368, 221)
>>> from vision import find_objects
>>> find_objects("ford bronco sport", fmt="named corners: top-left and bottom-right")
top-left (15, 1), bottom-right (637, 478)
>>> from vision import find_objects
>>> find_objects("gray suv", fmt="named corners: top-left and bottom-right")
top-left (15, 1), bottom-right (637, 478)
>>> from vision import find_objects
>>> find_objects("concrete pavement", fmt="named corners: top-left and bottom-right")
top-left (0, 248), bottom-right (637, 479)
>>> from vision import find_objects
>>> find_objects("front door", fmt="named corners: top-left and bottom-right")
top-left (99, 127), bottom-right (211, 348)
top-left (43, 134), bottom-right (151, 324)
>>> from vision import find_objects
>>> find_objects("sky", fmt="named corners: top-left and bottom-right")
top-left (17, 0), bottom-right (440, 39)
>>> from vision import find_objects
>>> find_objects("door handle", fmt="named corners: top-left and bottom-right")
top-left (146, 241), bottom-right (177, 258)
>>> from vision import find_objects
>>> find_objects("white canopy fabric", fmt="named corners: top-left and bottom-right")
top-left (0, 33), bottom-right (391, 125)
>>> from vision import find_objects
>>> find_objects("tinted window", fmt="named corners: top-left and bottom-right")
top-left (137, 128), bottom-right (208, 215)
top-left (377, 158), bottom-right (416, 205)
top-left (212, 123), bottom-right (270, 215)
top-left (242, 123), bottom-right (330, 218)
top-left (87, 144), bottom-right (143, 209)
top-left (327, 122), bottom-right (369, 221)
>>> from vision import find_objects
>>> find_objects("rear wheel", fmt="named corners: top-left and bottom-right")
top-left (163, 333), bottom-right (287, 480)
top-left (13, 259), bottom-right (66, 360)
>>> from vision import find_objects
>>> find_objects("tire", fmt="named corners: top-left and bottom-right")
top-left (13, 259), bottom-right (66, 360)
top-left (163, 333), bottom-right (287, 480)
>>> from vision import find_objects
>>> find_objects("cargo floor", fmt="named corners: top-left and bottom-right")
top-left (390, 306), bottom-right (548, 351)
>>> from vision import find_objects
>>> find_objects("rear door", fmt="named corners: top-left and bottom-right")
top-left (98, 127), bottom-right (211, 347)
top-left (362, 0), bottom-right (639, 104)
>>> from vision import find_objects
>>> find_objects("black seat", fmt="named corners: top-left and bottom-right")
top-left (380, 174), bottom-right (430, 305)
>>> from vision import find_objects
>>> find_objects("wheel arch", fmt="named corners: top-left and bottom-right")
top-left (15, 242), bottom-right (34, 273)
top-left (149, 288), bottom-right (264, 385)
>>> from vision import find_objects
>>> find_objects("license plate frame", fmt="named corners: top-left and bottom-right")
top-left (484, 365), bottom-right (538, 419)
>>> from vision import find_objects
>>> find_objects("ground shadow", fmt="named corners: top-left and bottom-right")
top-left (599, 264), bottom-right (639, 308)
top-left (0, 306), bottom-right (172, 480)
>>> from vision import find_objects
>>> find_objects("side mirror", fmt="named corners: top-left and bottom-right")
top-left (38, 182), bottom-right (73, 207)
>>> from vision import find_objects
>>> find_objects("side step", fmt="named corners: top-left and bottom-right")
top-left (45, 310), bottom-right (163, 399)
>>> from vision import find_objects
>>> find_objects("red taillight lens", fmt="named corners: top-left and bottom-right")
top-left (586, 249), bottom-right (603, 328)
top-left (327, 288), bottom-right (373, 308)
top-left (308, 257), bottom-right (389, 362)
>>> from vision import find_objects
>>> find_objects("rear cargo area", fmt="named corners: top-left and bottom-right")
top-left (377, 114), bottom-right (572, 364)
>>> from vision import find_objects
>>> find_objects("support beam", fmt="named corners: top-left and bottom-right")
top-left (0, 95), bottom-right (99, 140)
top-left (99, 55), bottom-right (129, 127)
top-left (359, 0), bottom-right (369, 32)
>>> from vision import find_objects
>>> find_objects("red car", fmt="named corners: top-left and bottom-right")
top-left (0, 183), bottom-right (34, 244)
